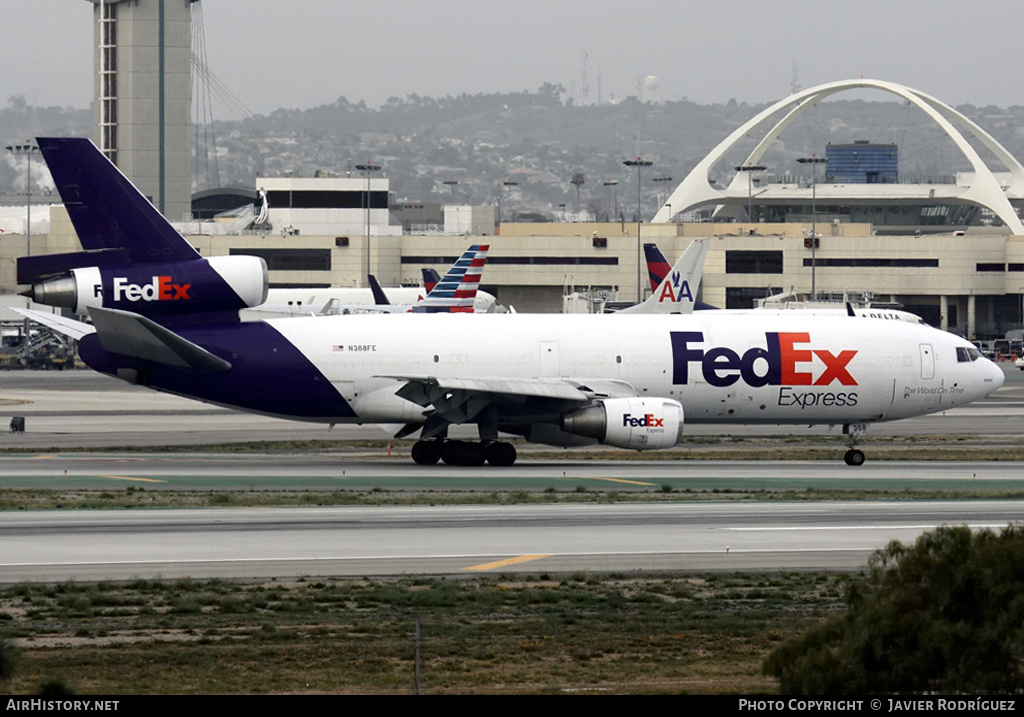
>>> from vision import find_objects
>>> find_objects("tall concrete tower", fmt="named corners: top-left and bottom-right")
top-left (85, 0), bottom-right (196, 221)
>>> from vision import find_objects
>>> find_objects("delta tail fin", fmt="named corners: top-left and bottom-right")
top-left (644, 243), bottom-right (672, 293)
top-left (421, 268), bottom-right (441, 294)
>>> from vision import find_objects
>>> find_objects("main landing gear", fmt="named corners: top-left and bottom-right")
top-left (411, 439), bottom-right (517, 467)
top-left (842, 423), bottom-right (866, 466)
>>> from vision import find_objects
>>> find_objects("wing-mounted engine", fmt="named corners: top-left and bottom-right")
top-left (25, 255), bottom-right (268, 322)
top-left (562, 397), bottom-right (684, 450)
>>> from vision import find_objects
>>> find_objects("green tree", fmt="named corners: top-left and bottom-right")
top-left (764, 525), bottom-right (1024, 694)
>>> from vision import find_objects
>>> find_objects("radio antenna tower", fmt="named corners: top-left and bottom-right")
top-left (578, 51), bottom-right (590, 106)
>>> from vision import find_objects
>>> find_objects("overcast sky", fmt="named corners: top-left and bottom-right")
top-left (4, 0), bottom-right (1023, 116)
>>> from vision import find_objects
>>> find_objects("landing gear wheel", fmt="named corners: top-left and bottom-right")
top-left (411, 440), bottom-right (441, 465)
top-left (441, 440), bottom-right (486, 467)
top-left (484, 441), bottom-right (517, 467)
top-left (844, 449), bottom-right (865, 467)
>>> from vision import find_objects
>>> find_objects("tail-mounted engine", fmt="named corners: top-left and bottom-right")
top-left (26, 255), bottom-right (268, 320)
top-left (562, 397), bottom-right (684, 450)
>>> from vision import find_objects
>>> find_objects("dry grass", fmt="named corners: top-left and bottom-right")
top-left (0, 572), bottom-right (848, 695)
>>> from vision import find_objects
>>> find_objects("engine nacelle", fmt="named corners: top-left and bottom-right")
top-left (562, 397), bottom-right (684, 450)
top-left (29, 255), bottom-right (268, 317)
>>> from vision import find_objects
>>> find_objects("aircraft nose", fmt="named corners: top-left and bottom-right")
top-left (989, 360), bottom-right (1006, 391)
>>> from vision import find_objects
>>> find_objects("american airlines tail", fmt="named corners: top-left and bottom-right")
top-left (412, 244), bottom-right (489, 313)
top-left (617, 238), bottom-right (708, 314)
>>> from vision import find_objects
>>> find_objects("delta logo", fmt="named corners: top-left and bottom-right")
top-left (670, 331), bottom-right (858, 388)
top-left (623, 412), bottom-right (665, 428)
top-left (112, 276), bottom-right (192, 302)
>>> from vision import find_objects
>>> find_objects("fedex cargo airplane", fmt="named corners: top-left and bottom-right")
top-left (18, 138), bottom-right (1004, 467)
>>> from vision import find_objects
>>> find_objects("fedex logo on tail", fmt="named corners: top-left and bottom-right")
top-left (112, 276), bottom-right (192, 302)
top-left (670, 331), bottom-right (858, 388)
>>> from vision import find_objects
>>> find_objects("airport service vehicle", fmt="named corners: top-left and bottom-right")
top-left (18, 138), bottom-right (1005, 467)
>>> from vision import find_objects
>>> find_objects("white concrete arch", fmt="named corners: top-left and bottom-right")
top-left (652, 79), bottom-right (1024, 235)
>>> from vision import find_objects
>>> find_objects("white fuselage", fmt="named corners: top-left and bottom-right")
top-left (264, 311), bottom-right (1003, 426)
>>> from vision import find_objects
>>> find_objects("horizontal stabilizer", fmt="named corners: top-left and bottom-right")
top-left (87, 306), bottom-right (231, 373)
top-left (17, 248), bottom-right (128, 285)
top-left (11, 308), bottom-right (96, 341)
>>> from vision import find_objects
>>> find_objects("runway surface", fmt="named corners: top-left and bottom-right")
top-left (2, 453), bottom-right (1024, 491)
top-left (2, 500), bottom-right (1022, 583)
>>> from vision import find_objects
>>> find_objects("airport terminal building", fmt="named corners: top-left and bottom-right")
top-left (3, 76), bottom-right (1024, 342)
top-left (4, 209), bottom-right (1021, 342)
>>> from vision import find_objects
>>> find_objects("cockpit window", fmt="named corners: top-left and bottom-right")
top-left (956, 347), bottom-right (981, 362)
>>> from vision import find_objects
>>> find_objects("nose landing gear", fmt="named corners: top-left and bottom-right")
top-left (842, 423), bottom-right (867, 467)
top-left (844, 448), bottom-right (866, 466)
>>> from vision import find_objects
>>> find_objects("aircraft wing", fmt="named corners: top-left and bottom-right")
top-left (86, 306), bottom-right (232, 373)
top-left (382, 374), bottom-right (641, 438)
top-left (389, 375), bottom-right (590, 404)
top-left (11, 308), bottom-right (96, 341)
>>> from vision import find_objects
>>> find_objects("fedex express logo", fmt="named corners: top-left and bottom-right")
top-left (670, 331), bottom-right (858, 388)
top-left (623, 413), bottom-right (664, 428)
top-left (111, 276), bottom-right (192, 302)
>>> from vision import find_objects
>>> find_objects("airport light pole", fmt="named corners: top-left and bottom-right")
top-left (734, 163), bottom-right (766, 223)
top-left (653, 175), bottom-right (673, 219)
top-left (603, 180), bottom-right (618, 222)
top-left (570, 172), bottom-right (585, 219)
top-left (356, 162), bottom-right (381, 285)
top-left (797, 155), bottom-right (828, 299)
top-left (624, 157), bottom-right (653, 303)
top-left (502, 180), bottom-right (518, 223)
top-left (6, 142), bottom-right (39, 257)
